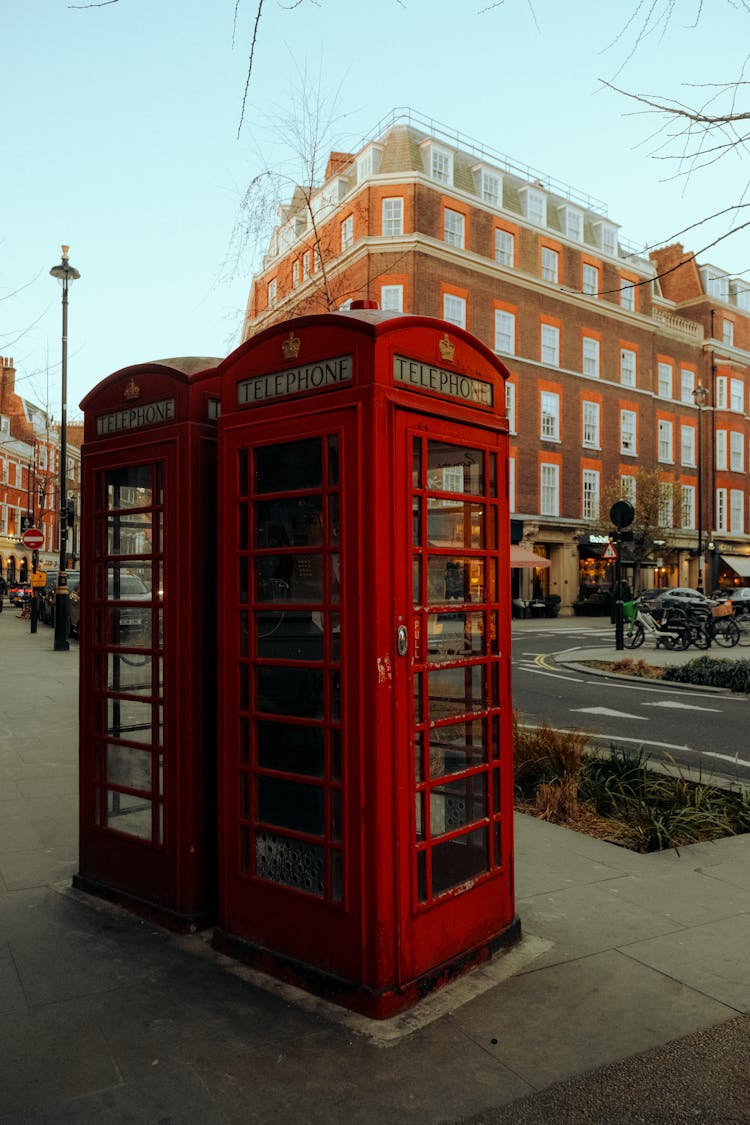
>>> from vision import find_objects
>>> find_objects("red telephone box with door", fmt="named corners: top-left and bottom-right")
top-left (75, 358), bottom-right (221, 931)
top-left (213, 310), bottom-right (520, 1017)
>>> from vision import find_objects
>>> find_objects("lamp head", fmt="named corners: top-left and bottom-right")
top-left (50, 244), bottom-right (81, 284)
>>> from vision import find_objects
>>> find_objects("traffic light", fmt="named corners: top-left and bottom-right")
top-left (66, 497), bottom-right (76, 528)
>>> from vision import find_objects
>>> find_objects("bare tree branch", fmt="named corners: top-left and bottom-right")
top-left (236, 0), bottom-right (265, 139)
top-left (601, 79), bottom-right (750, 126)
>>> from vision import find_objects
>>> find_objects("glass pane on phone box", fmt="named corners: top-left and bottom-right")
top-left (428, 720), bottom-right (487, 776)
top-left (430, 775), bottom-right (487, 836)
top-left (105, 465), bottom-right (153, 509)
top-left (426, 442), bottom-right (484, 495)
top-left (256, 497), bottom-right (323, 548)
top-left (328, 494), bottom-right (340, 544)
top-left (427, 501), bottom-right (483, 548)
top-left (431, 828), bottom-right (488, 897)
top-left (104, 608), bottom-right (152, 650)
top-left (427, 665), bottom-right (486, 722)
top-left (105, 743), bottom-right (154, 790)
top-left (104, 791), bottom-right (153, 840)
top-left (258, 777), bottom-right (325, 835)
top-left (107, 512), bottom-right (155, 555)
top-left (257, 720), bottom-right (325, 776)
top-left (256, 666), bottom-right (324, 719)
top-left (256, 611), bottom-right (324, 660)
top-left (327, 435), bottom-right (339, 486)
top-left (106, 698), bottom-right (154, 743)
top-left (106, 653), bottom-right (160, 694)
top-left (428, 557), bottom-right (485, 603)
top-left (427, 612), bottom-right (484, 660)
top-left (254, 438), bottom-right (322, 493)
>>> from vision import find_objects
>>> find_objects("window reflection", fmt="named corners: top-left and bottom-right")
top-left (427, 720), bottom-right (486, 776)
top-left (105, 464), bottom-right (155, 510)
top-left (427, 557), bottom-right (485, 604)
top-left (427, 612), bottom-right (485, 661)
top-left (427, 501), bottom-right (483, 548)
top-left (426, 442), bottom-right (484, 495)
top-left (427, 665), bottom-right (486, 722)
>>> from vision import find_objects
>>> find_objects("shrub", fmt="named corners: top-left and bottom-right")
top-left (605, 658), bottom-right (665, 679)
top-left (512, 714), bottom-right (588, 795)
top-left (514, 729), bottom-right (750, 852)
top-left (535, 775), bottom-right (579, 822)
top-left (663, 656), bottom-right (750, 692)
top-left (579, 746), bottom-right (650, 815)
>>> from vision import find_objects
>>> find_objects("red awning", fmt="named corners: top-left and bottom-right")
top-left (510, 545), bottom-right (550, 569)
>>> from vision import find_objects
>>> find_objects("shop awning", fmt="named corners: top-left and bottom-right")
top-left (720, 554), bottom-right (750, 579)
top-left (510, 545), bottom-right (550, 569)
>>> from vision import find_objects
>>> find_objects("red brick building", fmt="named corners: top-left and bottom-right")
top-left (241, 110), bottom-right (750, 613)
top-left (0, 356), bottom-right (81, 584)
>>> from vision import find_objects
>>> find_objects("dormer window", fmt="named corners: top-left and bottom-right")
top-left (317, 177), bottom-right (348, 215)
top-left (421, 140), bottom-right (454, 185)
top-left (593, 220), bottom-right (618, 257)
top-left (701, 266), bottom-right (729, 302)
top-left (473, 163), bottom-right (502, 206)
top-left (520, 186), bottom-right (547, 226)
top-left (356, 144), bottom-right (382, 184)
top-left (559, 204), bottom-right (583, 243)
top-left (730, 279), bottom-right (750, 311)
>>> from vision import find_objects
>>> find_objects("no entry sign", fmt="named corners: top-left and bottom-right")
top-left (21, 527), bottom-right (44, 550)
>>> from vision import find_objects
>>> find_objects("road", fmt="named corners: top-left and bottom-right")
top-left (511, 622), bottom-right (750, 786)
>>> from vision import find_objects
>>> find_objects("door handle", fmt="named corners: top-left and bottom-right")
top-left (396, 624), bottom-right (408, 657)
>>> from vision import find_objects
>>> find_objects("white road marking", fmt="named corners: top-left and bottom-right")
top-left (519, 668), bottom-right (584, 682)
top-left (531, 725), bottom-right (748, 767)
top-left (571, 706), bottom-right (647, 720)
top-left (642, 700), bottom-right (723, 712)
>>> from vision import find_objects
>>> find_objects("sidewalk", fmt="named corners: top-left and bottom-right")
top-left (2, 611), bottom-right (750, 1123)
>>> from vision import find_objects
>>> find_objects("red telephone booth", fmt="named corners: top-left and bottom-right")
top-left (75, 358), bottom-right (221, 931)
top-left (213, 311), bottom-right (520, 1017)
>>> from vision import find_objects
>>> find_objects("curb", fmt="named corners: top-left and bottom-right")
top-left (554, 658), bottom-right (732, 694)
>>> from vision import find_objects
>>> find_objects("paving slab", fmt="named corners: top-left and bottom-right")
top-left (450, 949), bottom-right (735, 1094)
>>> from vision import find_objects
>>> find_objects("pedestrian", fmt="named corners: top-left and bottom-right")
top-left (0, 574), bottom-right (6, 614)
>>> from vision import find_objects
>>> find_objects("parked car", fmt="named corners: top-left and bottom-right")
top-left (643, 587), bottom-right (718, 615)
top-left (42, 570), bottom-right (81, 627)
top-left (726, 587), bottom-right (750, 614)
top-left (9, 582), bottom-right (32, 606)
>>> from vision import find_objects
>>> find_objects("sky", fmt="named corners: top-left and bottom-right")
top-left (3, 0), bottom-right (750, 420)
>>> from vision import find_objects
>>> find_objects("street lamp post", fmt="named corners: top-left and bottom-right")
top-left (692, 382), bottom-right (709, 591)
top-left (50, 245), bottom-right (81, 651)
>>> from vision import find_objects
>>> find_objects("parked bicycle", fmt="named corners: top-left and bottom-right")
top-left (623, 598), bottom-right (690, 650)
top-left (682, 601), bottom-right (740, 649)
top-left (734, 610), bottom-right (750, 647)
